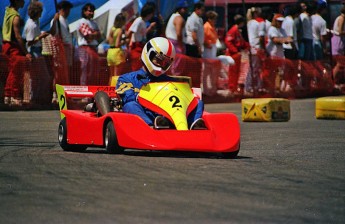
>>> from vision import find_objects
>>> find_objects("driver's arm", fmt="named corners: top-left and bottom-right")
top-left (116, 76), bottom-right (139, 104)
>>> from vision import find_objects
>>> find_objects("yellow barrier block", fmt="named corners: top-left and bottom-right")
top-left (242, 98), bottom-right (290, 122)
top-left (315, 96), bottom-right (345, 119)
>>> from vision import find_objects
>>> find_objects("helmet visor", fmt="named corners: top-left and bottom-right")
top-left (150, 52), bottom-right (173, 71)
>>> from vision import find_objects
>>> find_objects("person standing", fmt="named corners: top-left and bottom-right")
top-left (203, 10), bottom-right (218, 59)
top-left (145, 1), bottom-right (165, 41)
top-left (2, 0), bottom-right (31, 106)
top-left (266, 14), bottom-right (293, 93)
top-left (225, 14), bottom-right (250, 93)
top-left (23, 1), bottom-right (50, 104)
top-left (106, 13), bottom-right (126, 77)
top-left (245, 7), bottom-right (265, 94)
top-left (311, 2), bottom-right (327, 60)
top-left (49, 0), bottom-right (73, 102)
top-left (165, 0), bottom-right (189, 76)
top-left (282, 4), bottom-right (300, 60)
top-left (165, 0), bottom-right (189, 54)
top-left (266, 14), bottom-right (292, 58)
top-left (185, 1), bottom-right (205, 58)
top-left (331, 6), bottom-right (345, 83)
top-left (127, 3), bottom-right (156, 71)
top-left (77, 3), bottom-right (101, 85)
top-left (23, 1), bottom-right (49, 58)
top-left (331, 6), bottom-right (345, 56)
top-left (298, 1), bottom-right (315, 60)
top-left (50, 1), bottom-right (73, 47)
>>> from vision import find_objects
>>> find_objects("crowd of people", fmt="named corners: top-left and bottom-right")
top-left (1, 0), bottom-right (344, 107)
top-left (225, 0), bottom-right (336, 95)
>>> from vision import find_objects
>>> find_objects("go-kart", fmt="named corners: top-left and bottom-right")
top-left (56, 81), bottom-right (240, 158)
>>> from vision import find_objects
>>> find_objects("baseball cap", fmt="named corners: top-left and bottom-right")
top-left (274, 14), bottom-right (284, 22)
top-left (176, 0), bottom-right (188, 8)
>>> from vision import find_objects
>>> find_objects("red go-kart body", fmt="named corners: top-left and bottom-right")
top-left (56, 83), bottom-right (240, 158)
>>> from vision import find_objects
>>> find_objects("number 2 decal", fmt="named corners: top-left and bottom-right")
top-left (169, 96), bottom-right (182, 108)
top-left (60, 94), bottom-right (66, 110)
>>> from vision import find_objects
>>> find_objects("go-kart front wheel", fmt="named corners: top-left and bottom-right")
top-left (58, 118), bottom-right (87, 152)
top-left (104, 121), bottom-right (124, 154)
top-left (221, 143), bottom-right (240, 159)
top-left (221, 150), bottom-right (239, 159)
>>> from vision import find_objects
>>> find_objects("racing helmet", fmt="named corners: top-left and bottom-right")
top-left (141, 37), bottom-right (176, 76)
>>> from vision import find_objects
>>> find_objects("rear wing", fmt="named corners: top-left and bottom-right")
top-left (56, 84), bottom-right (117, 118)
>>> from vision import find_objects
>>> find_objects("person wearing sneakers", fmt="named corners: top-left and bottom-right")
top-left (2, 0), bottom-right (31, 106)
top-left (116, 37), bottom-right (205, 130)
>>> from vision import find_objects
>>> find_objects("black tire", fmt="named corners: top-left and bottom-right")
top-left (58, 118), bottom-right (87, 152)
top-left (94, 91), bottom-right (111, 116)
top-left (221, 143), bottom-right (240, 159)
top-left (104, 121), bottom-right (124, 154)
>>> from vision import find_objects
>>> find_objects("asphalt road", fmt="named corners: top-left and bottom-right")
top-left (0, 98), bottom-right (344, 224)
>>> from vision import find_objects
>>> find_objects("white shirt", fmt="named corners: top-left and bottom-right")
top-left (23, 18), bottom-right (42, 48)
top-left (165, 13), bottom-right (185, 42)
top-left (312, 14), bottom-right (327, 41)
top-left (185, 12), bottom-right (204, 47)
top-left (129, 16), bottom-right (147, 43)
top-left (282, 16), bottom-right (297, 49)
top-left (300, 13), bottom-right (313, 40)
top-left (247, 19), bottom-right (262, 54)
top-left (77, 18), bottom-right (100, 46)
top-left (266, 26), bottom-right (286, 58)
top-left (50, 15), bottom-right (72, 45)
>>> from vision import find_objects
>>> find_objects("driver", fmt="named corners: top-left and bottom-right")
top-left (116, 37), bottom-right (206, 129)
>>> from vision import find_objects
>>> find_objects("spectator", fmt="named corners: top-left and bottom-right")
top-left (245, 7), bottom-right (265, 94)
top-left (50, 0), bottom-right (73, 102)
top-left (23, 1), bottom-right (51, 105)
top-left (312, 2), bottom-right (327, 60)
top-left (145, 1), bottom-right (165, 40)
top-left (266, 14), bottom-right (292, 58)
top-left (50, 1), bottom-right (73, 47)
top-left (165, 0), bottom-right (189, 54)
top-left (165, 0), bottom-right (189, 76)
top-left (267, 14), bottom-right (293, 93)
top-left (116, 37), bottom-right (205, 129)
top-left (185, 1), bottom-right (205, 58)
top-left (2, 0), bottom-right (32, 106)
top-left (282, 4), bottom-right (300, 60)
top-left (127, 3), bottom-right (156, 71)
top-left (203, 10), bottom-right (218, 59)
top-left (331, 6), bottom-right (345, 82)
top-left (261, 6), bottom-right (273, 37)
top-left (106, 13), bottom-right (127, 77)
top-left (23, 1), bottom-right (49, 58)
top-left (298, 0), bottom-right (315, 60)
top-left (77, 3), bottom-right (101, 85)
top-left (224, 14), bottom-right (249, 93)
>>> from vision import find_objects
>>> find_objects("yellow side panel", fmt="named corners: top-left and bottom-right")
top-left (55, 84), bottom-right (67, 119)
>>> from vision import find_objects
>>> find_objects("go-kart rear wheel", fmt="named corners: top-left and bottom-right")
top-left (104, 121), bottom-right (124, 154)
top-left (58, 118), bottom-right (87, 152)
top-left (94, 91), bottom-right (111, 116)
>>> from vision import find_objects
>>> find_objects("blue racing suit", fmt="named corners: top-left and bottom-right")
top-left (116, 68), bottom-right (204, 126)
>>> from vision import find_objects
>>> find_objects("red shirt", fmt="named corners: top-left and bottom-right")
top-left (225, 25), bottom-right (249, 55)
